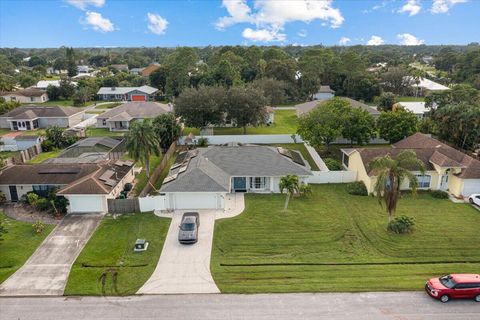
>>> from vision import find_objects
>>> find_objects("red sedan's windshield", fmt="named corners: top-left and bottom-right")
top-left (439, 275), bottom-right (456, 288)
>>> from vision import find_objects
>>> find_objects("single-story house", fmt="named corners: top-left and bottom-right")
top-left (129, 67), bottom-right (145, 75)
top-left (140, 63), bottom-right (160, 77)
top-left (110, 64), bottom-right (129, 72)
top-left (97, 85), bottom-right (159, 101)
top-left (405, 77), bottom-right (450, 95)
top-left (159, 144), bottom-right (312, 210)
top-left (395, 101), bottom-right (429, 119)
top-left (312, 85), bottom-right (335, 100)
top-left (0, 160), bottom-right (135, 213)
top-left (296, 97), bottom-right (380, 118)
top-left (341, 133), bottom-right (480, 198)
top-left (0, 105), bottom-right (85, 131)
top-left (96, 102), bottom-right (171, 131)
top-left (35, 80), bottom-right (77, 90)
top-left (0, 132), bottom-right (43, 151)
top-left (1, 88), bottom-right (49, 103)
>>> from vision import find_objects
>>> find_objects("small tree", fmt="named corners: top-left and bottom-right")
top-left (125, 120), bottom-right (161, 178)
top-left (376, 92), bottom-right (396, 112)
top-left (279, 175), bottom-right (300, 211)
top-left (152, 113), bottom-right (181, 151)
top-left (369, 150), bottom-right (425, 225)
top-left (377, 109), bottom-right (419, 143)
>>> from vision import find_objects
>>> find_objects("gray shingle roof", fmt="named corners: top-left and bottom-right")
top-left (0, 105), bottom-right (84, 118)
top-left (97, 102), bottom-right (170, 121)
top-left (97, 85), bottom-right (158, 95)
top-left (296, 97), bottom-right (380, 116)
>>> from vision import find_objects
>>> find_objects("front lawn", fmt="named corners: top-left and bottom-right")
top-left (268, 143), bottom-right (319, 171)
top-left (64, 213), bottom-right (170, 296)
top-left (0, 212), bottom-right (54, 284)
top-left (27, 150), bottom-right (62, 164)
top-left (211, 184), bottom-right (480, 293)
top-left (214, 110), bottom-right (298, 135)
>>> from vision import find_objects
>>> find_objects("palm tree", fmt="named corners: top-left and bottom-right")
top-left (369, 150), bottom-right (425, 224)
top-left (125, 120), bottom-right (161, 178)
top-left (279, 175), bottom-right (300, 211)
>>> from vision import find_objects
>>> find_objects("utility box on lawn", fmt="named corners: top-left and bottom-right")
top-left (133, 238), bottom-right (149, 252)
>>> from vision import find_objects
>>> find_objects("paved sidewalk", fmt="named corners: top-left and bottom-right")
top-left (137, 210), bottom-right (220, 294)
top-left (0, 213), bottom-right (103, 296)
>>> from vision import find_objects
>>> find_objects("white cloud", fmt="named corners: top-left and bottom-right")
top-left (66, 0), bottom-right (105, 10)
top-left (298, 29), bottom-right (307, 38)
top-left (147, 13), bottom-right (168, 35)
top-left (398, 0), bottom-right (421, 16)
top-left (430, 0), bottom-right (468, 14)
top-left (83, 11), bottom-right (115, 32)
top-left (216, 0), bottom-right (344, 42)
top-left (339, 37), bottom-right (351, 45)
top-left (367, 35), bottom-right (385, 46)
top-left (397, 33), bottom-right (425, 45)
top-left (242, 28), bottom-right (286, 42)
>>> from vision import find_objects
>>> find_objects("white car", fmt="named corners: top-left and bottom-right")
top-left (468, 194), bottom-right (480, 206)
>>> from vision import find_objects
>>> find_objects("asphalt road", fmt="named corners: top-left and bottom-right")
top-left (1, 292), bottom-right (479, 320)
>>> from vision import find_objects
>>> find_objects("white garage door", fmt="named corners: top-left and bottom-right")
top-left (68, 196), bottom-right (105, 213)
top-left (173, 193), bottom-right (220, 210)
top-left (462, 180), bottom-right (480, 197)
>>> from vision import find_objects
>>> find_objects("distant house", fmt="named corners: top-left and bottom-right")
top-left (405, 77), bottom-right (450, 95)
top-left (140, 63), bottom-right (160, 77)
top-left (129, 67), bottom-right (145, 75)
top-left (77, 65), bottom-right (91, 74)
top-left (0, 105), bottom-right (85, 131)
top-left (0, 160), bottom-right (135, 213)
top-left (159, 144), bottom-right (312, 210)
top-left (395, 101), bottom-right (430, 119)
top-left (0, 132), bottom-right (43, 152)
top-left (35, 80), bottom-right (77, 90)
top-left (110, 64), bottom-right (129, 72)
top-left (96, 102), bottom-right (171, 131)
top-left (96, 85), bottom-right (159, 101)
top-left (341, 133), bottom-right (480, 198)
top-left (296, 97), bottom-right (380, 118)
top-left (1, 88), bottom-right (49, 103)
top-left (312, 85), bottom-right (335, 100)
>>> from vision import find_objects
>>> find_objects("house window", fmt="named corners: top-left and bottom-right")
top-left (342, 153), bottom-right (349, 168)
top-left (32, 185), bottom-right (60, 197)
top-left (249, 177), bottom-right (267, 190)
top-left (412, 174), bottom-right (431, 188)
top-left (102, 119), bottom-right (107, 126)
top-left (12, 121), bottom-right (18, 130)
top-left (30, 97), bottom-right (35, 102)
top-left (32, 120), bottom-right (39, 129)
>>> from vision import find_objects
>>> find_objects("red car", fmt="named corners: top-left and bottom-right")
top-left (425, 274), bottom-right (480, 303)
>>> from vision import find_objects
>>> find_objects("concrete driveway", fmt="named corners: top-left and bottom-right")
top-left (137, 210), bottom-right (220, 294)
top-left (0, 213), bottom-right (103, 296)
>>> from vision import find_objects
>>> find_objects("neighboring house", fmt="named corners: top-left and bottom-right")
top-left (110, 64), bottom-right (129, 72)
top-left (96, 102), bottom-right (171, 131)
top-left (77, 65), bottom-right (90, 74)
top-left (405, 77), bottom-right (450, 95)
top-left (1, 88), bottom-right (49, 103)
top-left (0, 105), bottom-right (85, 131)
top-left (35, 80), bottom-right (77, 90)
top-left (44, 137), bottom-right (124, 164)
top-left (97, 85), bottom-right (158, 101)
top-left (312, 85), bottom-right (335, 100)
top-left (341, 133), bottom-right (480, 198)
top-left (0, 160), bottom-right (135, 213)
top-left (0, 132), bottom-right (42, 151)
top-left (140, 63), bottom-right (160, 77)
top-left (296, 97), bottom-right (380, 118)
top-left (159, 144), bottom-right (312, 210)
top-left (129, 67), bottom-right (145, 75)
top-left (395, 101), bottom-right (430, 119)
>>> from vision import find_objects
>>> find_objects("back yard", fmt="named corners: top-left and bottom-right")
top-left (211, 184), bottom-right (480, 293)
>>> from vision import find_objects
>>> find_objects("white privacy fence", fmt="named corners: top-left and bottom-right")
top-left (138, 195), bottom-right (167, 212)
top-left (308, 170), bottom-right (357, 184)
top-left (74, 113), bottom-right (98, 129)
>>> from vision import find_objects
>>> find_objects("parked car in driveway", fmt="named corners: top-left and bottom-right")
top-left (425, 274), bottom-right (480, 303)
top-left (178, 212), bottom-right (200, 244)
top-left (468, 194), bottom-right (480, 206)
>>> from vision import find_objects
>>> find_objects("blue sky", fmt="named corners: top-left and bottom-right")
top-left (1, 0), bottom-right (479, 48)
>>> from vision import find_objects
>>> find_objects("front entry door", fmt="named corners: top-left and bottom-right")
top-left (9, 186), bottom-right (18, 202)
top-left (440, 175), bottom-right (449, 190)
top-left (233, 177), bottom-right (247, 192)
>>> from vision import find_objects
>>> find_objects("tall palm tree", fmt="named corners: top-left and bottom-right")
top-left (125, 120), bottom-right (161, 178)
top-left (279, 175), bottom-right (300, 211)
top-left (369, 150), bottom-right (425, 224)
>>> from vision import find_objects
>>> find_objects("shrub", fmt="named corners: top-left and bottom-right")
top-left (197, 137), bottom-right (208, 147)
top-left (323, 158), bottom-right (343, 171)
top-left (0, 191), bottom-right (6, 205)
top-left (431, 190), bottom-right (449, 199)
top-left (32, 220), bottom-right (45, 234)
top-left (299, 184), bottom-right (313, 197)
top-left (35, 198), bottom-right (51, 211)
top-left (26, 192), bottom-right (40, 206)
top-left (388, 216), bottom-right (415, 234)
top-left (41, 140), bottom-right (55, 152)
top-left (346, 181), bottom-right (368, 196)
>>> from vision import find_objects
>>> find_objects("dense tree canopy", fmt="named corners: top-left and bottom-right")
top-left (377, 109), bottom-right (419, 143)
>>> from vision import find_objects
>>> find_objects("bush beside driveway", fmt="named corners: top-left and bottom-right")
top-left (211, 184), bottom-right (480, 293)
top-left (64, 213), bottom-right (170, 296)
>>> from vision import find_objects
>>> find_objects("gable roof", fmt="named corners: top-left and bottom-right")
top-left (0, 105), bottom-right (84, 118)
top-left (97, 102), bottom-right (170, 121)
top-left (296, 97), bottom-right (380, 117)
top-left (1, 88), bottom-right (46, 97)
top-left (396, 101), bottom-right (428, 115)
top-left (97, 85), bottom-right (158, 95)
top-left (141, 64), bottom-right (161, 77)
top-left (160, 145), bottom-right (312, 193)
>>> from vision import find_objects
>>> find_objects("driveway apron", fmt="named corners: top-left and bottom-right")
top-left (138, 210), bottom-right (220, 294)
top-left (0, 213), bottom-right (103, 296)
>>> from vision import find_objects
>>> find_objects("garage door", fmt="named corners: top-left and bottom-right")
top-left (462, 180), bottom-right (480, 197)
top-left (131, 95), bottom-right (146, 101)
top-left (68, 196), bottom-right (105, 213)
top-left (173, 193), bottom-right (219, 210)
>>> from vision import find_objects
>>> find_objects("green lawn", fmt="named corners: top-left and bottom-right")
top-left (0, 128), bottom-right (11, 137)
top-left (211, 184), bottom-right (480, 293)
top-left (396, 96), bottom-right (425, 102)
top-left (64, 213), bottom-right (170, 296)
top-left (0, 212), bottom-right (54, 284)
top-left (94, 103), bottom-right (121, 109)
top-left (132, 155), bottom-right (163, 196)
top-left (316, 143), bottom-right (391, 163)
top-left (268, 143), bottom-right (319, 171)
top-left (0, 151), bottom-right (20, 160)
top-left (182, 127), bottom-right (201, 136)
top-left (27, 150), bottom-right (62, 164)
top-left (86, 127), bottom-right (125, 137)
top-left (214, 110), bottom-right (298, 135)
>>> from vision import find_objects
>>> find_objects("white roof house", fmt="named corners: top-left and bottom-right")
top-left (35, 80), bottom-right (77, 90)
top-left (396, 101), bottom-right (429, 118)
top-left (406, 77), bottom-right (450, 91)
top-left (97, 85), bottom-right (158, 95)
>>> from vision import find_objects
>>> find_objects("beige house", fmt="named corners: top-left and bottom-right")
top-left (341, 133), bottom-right (480, 198)
top-left (1, 88), bottom-right (49, 103)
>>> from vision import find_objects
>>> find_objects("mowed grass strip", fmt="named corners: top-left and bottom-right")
top-left (0, 212), bottom-right (54, 284)
top-left (211, 184), bottom-right (480, 293)
top-left (214, 110), bottom-right (298, 135)
top-left (65, 213), bottom-right (170, 296)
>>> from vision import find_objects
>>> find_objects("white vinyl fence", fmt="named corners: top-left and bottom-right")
top-left (308, 170), bottom-right (357, 184)
top-left (138, 195), bottom-right (167, 212)
top-left (74, 113), bottom-right (98, 129)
